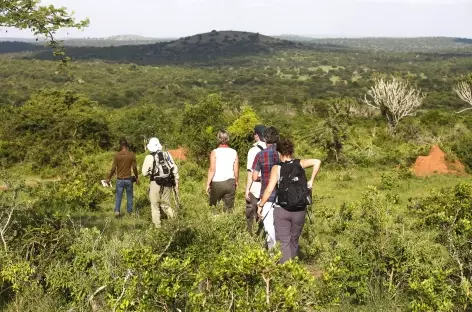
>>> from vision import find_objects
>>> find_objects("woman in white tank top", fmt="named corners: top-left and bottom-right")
top-left (206, 130), bottom-right (239, 212)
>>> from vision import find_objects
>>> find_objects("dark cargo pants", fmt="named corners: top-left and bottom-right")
top-left (246, 193), bottom-right (259, 235)
top-left (274, 207), bottom-right (306, 264)
top-left (209, 178), bottom-right (236, 212)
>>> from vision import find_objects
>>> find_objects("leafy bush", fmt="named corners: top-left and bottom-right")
top-left (227, 105), bottom-right (261, 166)
top-left (1, 89), bottom-right (111, 170)
top-left (108, 102), bottom-right (182, 153)
top-left (181, 94), bottom-right (228, 162)
top-left (1, 207), bottom-right (319, 311)
top-left (379, 171), bottom-right (399, 190)
top-left (451, 134), bottom-right (472, 171)
top-left (408, 183), bottom-right (472, 310)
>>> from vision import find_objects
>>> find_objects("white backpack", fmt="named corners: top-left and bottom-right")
top-left (152, 151), bottom-right (174, 178)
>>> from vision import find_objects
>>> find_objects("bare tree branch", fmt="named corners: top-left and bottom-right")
top-left (113, 269), bottom-right (133, 312)
top-left (262, 274), bottom-right (271, 306)
top-left (0, 206), bottom-right (15, 252)
top-left (454, 81), bottom-right (472, 114)
top-left (455, 107), bottom-right (472, 114)
top-left (0, 189), bottom-right (18, 252)
top-left (363, 77), bottom-right (425, 132)
top-left (88, 285), bottom-right (107, 311)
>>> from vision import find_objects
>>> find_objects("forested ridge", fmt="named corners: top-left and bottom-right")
top-left (3, 4), bottom-right (472, 310)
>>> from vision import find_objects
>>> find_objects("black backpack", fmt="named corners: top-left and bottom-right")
top-left (276, 159), bottom-right (309, 211)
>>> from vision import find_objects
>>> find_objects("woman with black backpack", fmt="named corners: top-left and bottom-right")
top-left (257, 137), bottom-right (321, 264)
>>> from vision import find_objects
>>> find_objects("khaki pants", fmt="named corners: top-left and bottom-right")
top-left (149, 181), bottom-right (175, 227)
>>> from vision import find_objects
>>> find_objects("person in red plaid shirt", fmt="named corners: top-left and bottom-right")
top-left (252, 126), bottom-right (280, 250)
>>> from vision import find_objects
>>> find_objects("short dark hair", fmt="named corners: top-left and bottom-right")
top-left (119, 138), bottom-right (128, 148)
top-left (263, 126), bottom-right (279, 144)
top-left (276, 137), bottom-right (294, 156)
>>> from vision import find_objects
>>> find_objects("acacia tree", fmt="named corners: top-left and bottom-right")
top-left (364, 77), bottom-right (425, 132)
top-left (453, 81), bottom-right (472, 114)
top-left (0, 0), bottom-right (89, 65)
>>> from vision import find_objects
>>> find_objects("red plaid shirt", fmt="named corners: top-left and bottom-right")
top-left (252, 144), bottom-right (280, 202)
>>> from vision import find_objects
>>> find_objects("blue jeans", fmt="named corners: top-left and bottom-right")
top-left (115, 179), bottom-right (133, 213)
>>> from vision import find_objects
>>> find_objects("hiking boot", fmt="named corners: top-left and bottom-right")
top-left (114, 211), bottom-right (120, 218)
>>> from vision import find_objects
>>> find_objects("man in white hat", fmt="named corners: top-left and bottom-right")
top-left (142, 137), bottom-right (180, 227)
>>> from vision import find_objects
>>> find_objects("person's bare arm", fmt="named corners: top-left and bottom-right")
top-left (233, 154), bottom-right (239, 189)
top-left (206, 150), bottom-right (216, 194)
top-left (257, 166), bottom-right (279, 218)
top-left (300, 159), bottom-right (321, 188)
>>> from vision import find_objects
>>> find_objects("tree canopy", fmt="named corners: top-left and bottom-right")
top-left (0, 0), bottom-right (89, 63)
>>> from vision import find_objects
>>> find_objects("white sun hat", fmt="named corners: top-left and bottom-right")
top-left (147, 137), bottom-right (162, 153)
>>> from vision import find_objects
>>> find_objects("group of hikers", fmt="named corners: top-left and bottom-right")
top-left (106, 125), bottom-right (321, 263)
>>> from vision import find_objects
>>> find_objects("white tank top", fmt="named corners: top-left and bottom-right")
top-left (212, 146), bottom-right (237, 182)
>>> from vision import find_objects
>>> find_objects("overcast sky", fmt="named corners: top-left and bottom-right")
top-left (2, 0), bottom-right (471, 39)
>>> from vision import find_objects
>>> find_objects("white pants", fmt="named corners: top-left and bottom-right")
top-left (261, 202), bottom-right (276, 249)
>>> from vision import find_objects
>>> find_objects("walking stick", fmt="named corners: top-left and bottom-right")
top-left (172, 186), bottom-right (181, 210)
top-left (255, 202), bottom-right (275, 237)
top-left (305, 188), bottom-right (314, 224)
top-left (306, 206), bottom-right (313, 224)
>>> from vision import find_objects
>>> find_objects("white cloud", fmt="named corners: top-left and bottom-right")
top-left (355, 0), bottom-right (470, 3)
top-left (2, 0), bottom-right (471, 38)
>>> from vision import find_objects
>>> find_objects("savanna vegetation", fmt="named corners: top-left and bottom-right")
top-left (2, 1), bottom-right (472, 311)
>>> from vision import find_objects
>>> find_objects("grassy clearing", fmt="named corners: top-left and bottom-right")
top-left (308, 65), bottom-right (345, 73)
top-left (312, 167), bottom-right (470, 207)
top-left (298, 74), bottom-right (310, 81)
top-left (55, 166), bottom-right (471, 242)
top-left (330, 75), bottom-right (341, 84)
top-left (12, 165), bottom-right (470, 228)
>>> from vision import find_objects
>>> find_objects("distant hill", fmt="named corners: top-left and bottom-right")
top-left (0, 35), bottom-right (174, 47)
top-left (105, 34), bottom-right (158, 41)
top-left (0, 30), bottom-right (304, 65)
top-left (168, 30), bottom-right (284, 48)
top-left (276, 34), bottom-right (315, 42)
top-left (292, 36), bottom-right (472, 52)
top-left (156, 30), bottom-right (302, 60)
top-left (1, 32), bottom-right (472, 66)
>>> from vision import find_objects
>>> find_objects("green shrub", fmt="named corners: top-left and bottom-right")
top-left (2, 89), bottom-right (111, 170)
top-left (181, 94), bottom-right (228, 163)
top-left (408, 183), bottom-right (472, 310)
top-left (379, 171), bottom-right (399, 190)
top-left (228, 105), bottom-right (261, 167)
top-left (451, 134), bottom-right (472, 171)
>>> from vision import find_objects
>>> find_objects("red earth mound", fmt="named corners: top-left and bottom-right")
top-left (412, 145), bottom-right (466, 177)
top-left (168, 146), bottom-right (188, 161)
